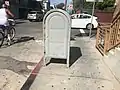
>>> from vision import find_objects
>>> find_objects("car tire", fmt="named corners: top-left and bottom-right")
top-left (38, 17), bottom-right (42, 22)
top-left (86, 23), bottom-right (94, 30)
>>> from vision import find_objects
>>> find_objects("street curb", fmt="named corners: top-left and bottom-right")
top-left (20, 56), bottom-right (44, 90)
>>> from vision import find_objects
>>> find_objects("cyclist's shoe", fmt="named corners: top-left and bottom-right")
top-left (7, 41), bottom-right (11, 46)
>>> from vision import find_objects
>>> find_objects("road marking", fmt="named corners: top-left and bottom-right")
top-left (79, 29), bottom-right (85, 33)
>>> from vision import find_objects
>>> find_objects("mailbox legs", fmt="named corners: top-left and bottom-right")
top-left (43, 56), bottom-right (51, 66)
top-left (67, 46), bottom-right (70, 68)
top-left (67, 56), bottom-right (70, 68)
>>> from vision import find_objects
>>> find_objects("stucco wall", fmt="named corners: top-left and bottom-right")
top-left (95, 11), bottom-right (113, 23)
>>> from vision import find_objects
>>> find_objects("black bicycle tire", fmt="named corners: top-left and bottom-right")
top-left (0, 32), bottom-right (4, 47)
top-left (9, 27), bottom-right (16, 40)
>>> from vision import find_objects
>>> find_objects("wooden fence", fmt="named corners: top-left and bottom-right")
top-left (96, 17), bottom-right (120, 55)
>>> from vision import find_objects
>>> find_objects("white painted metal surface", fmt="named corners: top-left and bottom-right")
top-left (86, 0), bottom-right (103, 2)
top-left (43, 9), bottom-right (71, 67)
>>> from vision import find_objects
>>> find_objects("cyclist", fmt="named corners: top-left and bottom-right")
top-left (0, 4), bottom-right (14, 26)
top-left (0, 4), bottom-right (14, 45)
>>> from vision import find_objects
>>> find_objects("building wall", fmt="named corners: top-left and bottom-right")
top-left (95, 11), bottom-right (113, 23)
top-left (10, 0), bottom-right (19, 18)
top-left (19, 0), bottom-right (43, 19)
top-left (1, 0), bottom-right (43, 19)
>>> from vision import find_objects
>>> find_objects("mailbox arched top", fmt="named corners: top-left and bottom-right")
top-left (43, 9), bottom-right (71, 25)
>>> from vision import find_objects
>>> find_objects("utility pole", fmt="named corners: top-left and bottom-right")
top-left (87, 0), bottom-right (103, 38)
top-left (89, 0), bottom-right (95, 38)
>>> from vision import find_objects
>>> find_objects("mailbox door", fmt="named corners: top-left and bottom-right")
top-left (45, 12), bottom-right (70, 59)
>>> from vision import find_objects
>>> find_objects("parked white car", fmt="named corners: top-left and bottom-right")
top-left (27, 11), bottom-right (44, 22)
top-left (71, 13), bottom-right (98, 29)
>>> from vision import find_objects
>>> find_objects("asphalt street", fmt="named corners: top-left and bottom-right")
top-left (15, 20), bottom-right (43, 40)
top-left (15, 20), bottom-right (97, 40)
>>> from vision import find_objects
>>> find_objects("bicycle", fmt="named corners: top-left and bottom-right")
top-left (0, 31), bottom-right (4, 47)
top-left (0, 21), bottom-right (16, 46)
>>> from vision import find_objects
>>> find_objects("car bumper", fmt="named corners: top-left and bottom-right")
top-left (27, 16), bottom-right (37, 20)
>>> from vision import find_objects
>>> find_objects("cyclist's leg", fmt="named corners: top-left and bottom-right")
top-left (5, 24), bottom-right (11, 45)
top-left (6, 21), bottom-right (16, 40)
top-left (6, 26), bottom-right (10, 34)
top-left (0, 25), bottom-right (6, 34)
top-left (0, 31), bottom-right (4, 47)
top-left (2, 26), bottom-right (5, 32)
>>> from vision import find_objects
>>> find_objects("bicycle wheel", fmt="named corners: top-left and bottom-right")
top-left (9, 27), bottom-right (16, 40)
top-left (0, 32), bottom-right (4, 47)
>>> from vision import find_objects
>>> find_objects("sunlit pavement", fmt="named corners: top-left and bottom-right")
top-left (0, 21), bottom-right (43, 90)
top-left (27, 36), bottom-right (120, 90)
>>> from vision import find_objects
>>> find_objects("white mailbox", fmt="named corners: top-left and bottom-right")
top-left (43, 9), bottom-right (71, 67)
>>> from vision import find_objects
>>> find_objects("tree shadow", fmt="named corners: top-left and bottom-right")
top-left (46, 47), bottom-right (82, 67)
top-left (1, 36), bottom-right (35, 48)
top-left (0, 56), bottom-right (37, 76)
top-left (16, 21), bottom-right (26, 24)
top-left (15, 19), bottom-right (28, 25)
top-left (13, 36), bottom-right (35, 44)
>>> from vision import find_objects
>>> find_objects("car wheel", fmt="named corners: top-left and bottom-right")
top-left (86, 23), bottom-right (93, 30)
top-left (38, 17), bottom-right (42, 22)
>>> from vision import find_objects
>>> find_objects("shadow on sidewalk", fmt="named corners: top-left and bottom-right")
top-left (13, 36), bottom-right (35, 44)
top-left (0, 56), bottom-right (37, 75)
top-left (69, 47), bottom-right (82, 67)
top-left (1, 36), bottom-right (35, 48)
top-left (20, 48), bottom-right (82, 90)
top-left (15, 19), bottom-right (28, 25)
top-left (16, 21), bottom-right (26, 24)
top-left (46, 47), bottom-right (82, 67)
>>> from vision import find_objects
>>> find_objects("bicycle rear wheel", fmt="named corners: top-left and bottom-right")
top-left (9, 27), bottom-right (16, 40)
top-left (0, 32), bottom-right (4, 47)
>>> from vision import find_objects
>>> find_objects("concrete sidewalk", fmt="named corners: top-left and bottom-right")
top-left (28, 37), bottom-right (120, 90)
top-left (0, 40), bottom-right (43, 90)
